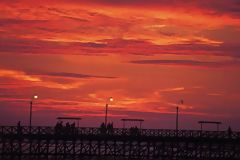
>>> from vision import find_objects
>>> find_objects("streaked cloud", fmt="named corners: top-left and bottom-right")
top-left (130, 59), bottom-right (240, 68)
top-left (0, 69), bottom-right (41, 82)
top-left (28, 71), bottom-right (117, 79)
top-left (1, 0), bottom-right (240, 57)
top-left (0, 69), bottom-right (83, 89)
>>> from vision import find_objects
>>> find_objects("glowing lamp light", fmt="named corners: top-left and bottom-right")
top-left (33, 95), bottom-right (38, 99)
top-left (109, 97), bottom-right (114, 102)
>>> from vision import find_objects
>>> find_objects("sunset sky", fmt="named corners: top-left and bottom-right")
top-left (0, 0), bottom-right (240, 130)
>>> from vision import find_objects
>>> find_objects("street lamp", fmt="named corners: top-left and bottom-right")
top-left (29, 95), bottom-right (38, 129)
top-left (105, 97), bottom-right (113, 126)
top-left (176, 99), bottom-right (183, 132)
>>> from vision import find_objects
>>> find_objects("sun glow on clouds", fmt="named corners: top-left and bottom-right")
top-left (0, 1), bottom-right (240, 129)
top-left (0, 1), bottom-right (235, 47)
top-left (0, 69), bottom-right (41, 82)
top-left (0, 69), bottom-right (84, 90)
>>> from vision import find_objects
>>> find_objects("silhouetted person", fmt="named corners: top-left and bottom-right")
top-left (106, 122), bottom-right (114, 134)
top-left (65, 122), bottom-right (70, 134)
top-left (55, 122), bottom-right (61, 134)
top-left (100, 122), bottom-right (106, 134)
top-left (109, 122), bottom-right (114, 134)
top-left (130, 126), bottom-right (139, 136)
top-left (135, 126), bottom-right (139, 135)
top-left (129, 126), bottom-right (139, 135)
top-left (17, 121), bottom-right (22, 135)
top-left (17, 121), bottom-right (21, 127)
top-left (71, 122), bottom-right (76, 134)
top-left (107, 123), bottom-right (111, 133)
top-left (100, 122), bottom-right (105, 128)
top-left (228, 126), bottom-right (232, 138)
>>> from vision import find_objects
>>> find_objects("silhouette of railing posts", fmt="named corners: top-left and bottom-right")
top-left (1, 126), bottom-right (240, 138)
top-left (1, 126), bottom-right (240, 159)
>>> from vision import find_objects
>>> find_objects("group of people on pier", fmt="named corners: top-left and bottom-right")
top-left (54, 121), bottom-right (76, 135)
top-left (100, 122), bottom-right (114, 134)
top-left (129, 126), bottom-right (141, 135)
top-left (14, 121), bottom-right (234, 138)
top-left (99, 123), bottom-right (140, 135)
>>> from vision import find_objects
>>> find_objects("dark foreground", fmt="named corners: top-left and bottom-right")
top-left (0, 126), bottom-right (240, 160)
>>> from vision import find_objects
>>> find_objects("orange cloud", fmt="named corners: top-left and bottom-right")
top-left (0, 0), bottom-right (239, 57)
top-left (0, 69), bottom-right (84, 89)
top-left (0, 69), bottom-right (40, 82)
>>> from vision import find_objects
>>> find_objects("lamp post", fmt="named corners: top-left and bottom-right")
top-left (176, 99), bottom-right (183, 132)
top-left (176, 106), bottom-right (179, 131)
top-left (29, 95), bottom-right (38, 129)
top-left (105, 97), bottom-right (113, 126)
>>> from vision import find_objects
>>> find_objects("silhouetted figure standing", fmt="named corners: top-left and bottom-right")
top-left (100, 122), bottom-right (105, 128)
top-left (55, 122), bottom-right (60, 134)
top-left (107, 123), bottom-right (111, 133)
top-left (55, 121), bottom-right (64, 135)
top-left (66, 122), bottom-right (70, 134)
top-left (71, 122), bottom-right (76, 134)
top-left (17, 121), bottom-right (21, 127)
top-left (130, 126), bottom-right (139, 136)
top-left (100, 122), bottom-right (106, 134)
top-left (106, 122), bottom-right (114, 134)
top-left (110, 122), bottom-right (114, 133)
top-left (17, 121), bottom-right (22, 135)
top-left (228, 126), bottom-right (232, 138)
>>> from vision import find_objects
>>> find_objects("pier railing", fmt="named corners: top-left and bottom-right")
top-left (0, 126), bottom-right (239, 139)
